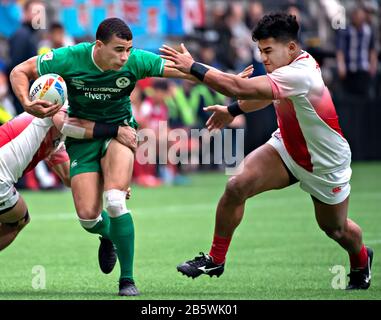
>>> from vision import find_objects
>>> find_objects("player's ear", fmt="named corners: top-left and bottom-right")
top-left (95, 39), bottom-right (104, 48)
top-left (288, 41), bottom-right (298, 55)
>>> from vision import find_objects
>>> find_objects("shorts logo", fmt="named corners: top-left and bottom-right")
top-left (332, 186), bottom-right (342, 193)
top-left (71, 160), bottom-right (78, 168)
top-left (41, 52), bottom-right (54, 62)
top-left (116, 77), bottom-right (130, 88)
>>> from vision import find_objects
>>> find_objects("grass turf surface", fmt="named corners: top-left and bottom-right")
top-left (0, 162), bottom-right (380, 300)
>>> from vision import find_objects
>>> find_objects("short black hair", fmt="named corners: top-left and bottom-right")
top-left (252, 13), bottom-right (299, 43)
top-left (50, 22), bottom-right (64, 32)
top-left (96, 18), bottom-right (133, 43)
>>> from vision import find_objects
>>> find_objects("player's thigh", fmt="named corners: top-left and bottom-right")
top-left (230, 143), bottom-right (292, 197)
top-left (70, 172), bottom-right (103, 219)
top-left (101, 139), bottom-right (134, 191)
top-left (312, 195), bottom-right (349, 231)
top-left (0, 196), bottom-right (28, 225)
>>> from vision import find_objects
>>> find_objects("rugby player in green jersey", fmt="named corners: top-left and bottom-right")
top-left (10, 17), bottom-right (200, 296)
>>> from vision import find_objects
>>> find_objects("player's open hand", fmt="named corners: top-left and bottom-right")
top-left (204, 105), bottom-right (234, 131)
top-left (159, 43), bottom-right (194, 74)
top-left (116, 126), bottom-right (138, 153)
top-left (24, 99), bottom-right (61, 118)
top-left (238, 64), bottom-right (254, 79)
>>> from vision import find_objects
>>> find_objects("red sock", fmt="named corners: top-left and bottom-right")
top-left (349, 244), bottom-right (368, 269)
top-left (209, 234), bottom-right (232, 265)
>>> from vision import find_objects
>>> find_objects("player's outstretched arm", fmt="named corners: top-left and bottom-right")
top-left (160, 44), bottom-right (273, 100)
top-left (52, 111), bottom-right (138, 153)
top-left (10, 56), bottom-right (61, 118)
top-left (162, 44), bottom-right (254, 82)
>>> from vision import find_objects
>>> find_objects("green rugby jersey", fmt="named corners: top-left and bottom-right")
top-left (37, 42), bottom-right (165, 125)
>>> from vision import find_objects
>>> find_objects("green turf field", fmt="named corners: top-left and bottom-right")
top-left (0, 163), bottom-right (380, 300)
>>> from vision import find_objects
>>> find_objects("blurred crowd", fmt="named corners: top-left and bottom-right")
top-left (0, 0), bottom-right (380, 190)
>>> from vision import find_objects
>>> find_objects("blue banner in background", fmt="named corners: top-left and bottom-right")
top-left (120, 0), bottom-right (166, 52)
top-left (166, 0), bottom-right (184, 36)
top-left (0, 0), bottom-right (186, 50)
top-left (0, 1), bottom-right (21, 38)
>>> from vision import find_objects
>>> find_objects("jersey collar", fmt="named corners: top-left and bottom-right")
top-left (91, 44), bottom-right (105, 72)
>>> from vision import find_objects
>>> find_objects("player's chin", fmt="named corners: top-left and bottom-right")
top-left (264, 65), bottom-right (273, 73)
top-left (112, 64), bottom-right (124, 70)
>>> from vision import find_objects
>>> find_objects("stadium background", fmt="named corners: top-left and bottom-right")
top-left (0, 0), bottom-right (380, 300)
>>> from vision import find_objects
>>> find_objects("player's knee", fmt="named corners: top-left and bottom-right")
top-left (3, 211), bottom-right (30, 230)
top-left (322, 226), bottom-right (346, 241)
top-left (225, 176), bottom-right (250, 202)
top-left (104, 189), bottom-right (128, 218)
top-left (76, 207), bottom-right (101, 220)
top-left (79, 214), bottom-right (102, 231)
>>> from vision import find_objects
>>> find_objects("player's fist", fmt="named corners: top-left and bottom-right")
top-left (24, 99), bottom-right (61, 118)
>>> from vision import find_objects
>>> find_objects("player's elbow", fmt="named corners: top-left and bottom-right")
top-left (10, 64), bottom-right (30, 86)
top-left (10, 58), bottom-right (38, 83)
top-left (9, 65), bottom-right (21, 83)
top-left (222, 82), bottom-right (246, 98)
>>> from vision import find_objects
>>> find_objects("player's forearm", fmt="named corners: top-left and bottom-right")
top-left (163, 65), bottom-right (199, 82)
top-left (237, 99), bottom-right (272, 113)
top-left (202, 69), bottom-right (255, 99)
top-left (58, 116), bottom-right (120, 140)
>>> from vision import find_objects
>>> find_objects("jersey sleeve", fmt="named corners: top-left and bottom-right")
top-left (267, 64), bottom-right (311, 99)
top-left (131, 49), bottom-right (165, 79)
top-left (45, 144), bottom-right (69, 168)
top-left (37, 46), bottom-right (75, 77)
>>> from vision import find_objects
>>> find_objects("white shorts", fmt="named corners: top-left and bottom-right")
top-left (0, 180), bottom-right (19, 213)
top-left (267, 132), bottom-right (351, 205)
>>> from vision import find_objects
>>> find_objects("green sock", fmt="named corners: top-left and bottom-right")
top-left (82, 210), bottom-right (110, 239)
top-left (109, 213), bottom-right (135, 281)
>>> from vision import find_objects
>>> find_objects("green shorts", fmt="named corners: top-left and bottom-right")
top-left (65, 137), bottom-right (112, 177)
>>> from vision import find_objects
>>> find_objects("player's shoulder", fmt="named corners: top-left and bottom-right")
top-left (129, 48), bottom-right (159, 60)
top-left (290, 51), bottom-right (317, 69)
top-left (272, 51), bottom-right (317, 77)
top-left (50, 42), bottom-right (92, 58)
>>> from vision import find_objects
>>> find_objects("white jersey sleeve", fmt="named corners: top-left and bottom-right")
top-left (267, 62), bottom-right (311, 99)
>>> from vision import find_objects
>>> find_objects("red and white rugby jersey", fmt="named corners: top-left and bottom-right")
top-left (0, 113), bottom-right (69, 183)
top-left (267, 51), bottom-right (351, 173)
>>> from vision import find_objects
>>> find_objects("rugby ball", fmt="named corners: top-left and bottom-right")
top-left (29, 73), bottom-right (67, 106)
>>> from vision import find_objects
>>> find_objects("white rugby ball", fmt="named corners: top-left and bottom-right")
top-left (29, 73), bottom-right (67, 106)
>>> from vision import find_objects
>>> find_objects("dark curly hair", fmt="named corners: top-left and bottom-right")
top-left (252, 13), bottom-right (299, 43)
top-left (96, 18), bottom-right (133, 43)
